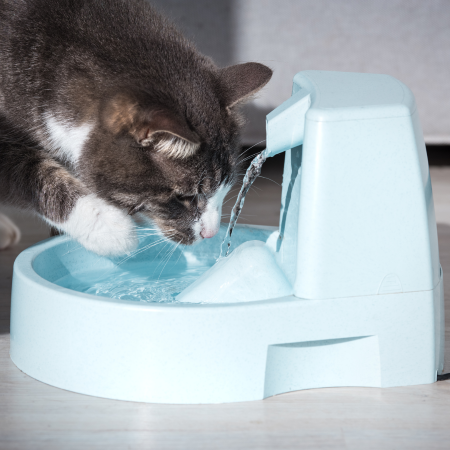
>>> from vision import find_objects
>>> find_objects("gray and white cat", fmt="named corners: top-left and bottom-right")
top-left (0, 0), bottom-right (272, 255)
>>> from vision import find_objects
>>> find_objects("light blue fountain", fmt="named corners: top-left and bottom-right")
top-left (10, 71), bottom-right (445, 404)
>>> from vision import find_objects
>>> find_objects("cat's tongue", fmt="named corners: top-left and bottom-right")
top-left (176, 240), bottom-right (293, 304)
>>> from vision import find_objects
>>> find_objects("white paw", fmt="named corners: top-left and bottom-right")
top-left (56, 194), bottom-right (138, 257)
top-left (0, 213), bottom-right (21, 250)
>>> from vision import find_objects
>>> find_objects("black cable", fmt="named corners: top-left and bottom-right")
top-left (437, 373), bottom-right (450, 381)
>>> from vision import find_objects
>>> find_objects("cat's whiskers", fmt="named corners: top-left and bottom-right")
top-left (237, 151), bottom-right (266, 165)
top-left (255, 175), bottom-right (281, 186)
top-left (250, 185), bottom-right (262, 194)
top-left (152, 238), bottom-right (177, 272)
top-left (116, 242), bottom-right (162, 266)
top-left (236, 140), bottom-right (266, 160)
top-left (117, 239), bottom-right (172, 267)
top-left (222, 193), bottom-right (241, 207)
top-left (116, 232), bottom-right (176, 266)
top-left (157, 240), bottom-right (181, 280)
top-left (174, 241), bottom-right (185, 265)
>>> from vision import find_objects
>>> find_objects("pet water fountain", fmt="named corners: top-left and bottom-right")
top-left (10, 71), bottom-right (445, 404)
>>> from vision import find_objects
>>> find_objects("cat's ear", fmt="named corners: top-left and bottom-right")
top-left (133, 108), bottom-right (201, 159)
top-left (219, 62), bottom-right (273, 108)
top-left (102, 92), bottom-right (201, 158)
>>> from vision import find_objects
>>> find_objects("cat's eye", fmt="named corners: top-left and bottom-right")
top-left (128, 204), bottom-right (146, 215)
top-left (175, 194), bottom-right (196, 204)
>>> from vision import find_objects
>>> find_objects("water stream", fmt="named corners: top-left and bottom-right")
top-left (219, 149), bottom-right (268, 258)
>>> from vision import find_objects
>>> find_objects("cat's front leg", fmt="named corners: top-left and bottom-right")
top-left (1, 145), bottom-right (138, 256)
top-left (55, 193), bottom-right (138, 257)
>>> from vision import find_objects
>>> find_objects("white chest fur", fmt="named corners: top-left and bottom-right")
top-left (45, 114), bottom-right (93, 164)
top-left (198, 184), bottom-right (230, 239)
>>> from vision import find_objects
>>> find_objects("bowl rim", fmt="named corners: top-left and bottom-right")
top-left (13, 230), bottom-right (298, 311)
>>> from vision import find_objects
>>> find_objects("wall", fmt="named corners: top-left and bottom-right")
top-left (152, 0), bottom-right (450, 145)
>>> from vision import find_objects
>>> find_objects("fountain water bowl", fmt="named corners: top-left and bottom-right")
top-left (10, 70), bottom-right (445, 404)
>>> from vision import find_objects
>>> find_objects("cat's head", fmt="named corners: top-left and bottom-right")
top-left (80, 62), bottom-right (272, 245)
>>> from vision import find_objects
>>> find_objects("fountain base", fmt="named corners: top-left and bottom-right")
top-left (10, 225), bottom-right (444, 404)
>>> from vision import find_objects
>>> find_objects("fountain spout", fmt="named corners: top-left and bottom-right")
top-left (265, 88), bottom-right (311, 158)
top-left (217, 87), bottom-right (312, 259)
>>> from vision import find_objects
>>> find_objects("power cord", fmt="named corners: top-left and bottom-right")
top-left (437, 373), bottom-right (450, 381)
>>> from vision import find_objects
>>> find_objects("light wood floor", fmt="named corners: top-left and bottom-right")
top-left (1, 167), bottom-right (450, 450)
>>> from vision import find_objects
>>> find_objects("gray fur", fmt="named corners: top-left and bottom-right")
top-left (0, 0), bottom-right (272, 247)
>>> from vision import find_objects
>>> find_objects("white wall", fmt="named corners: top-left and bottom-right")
top-left (153, 0), bottom-right (450, 145)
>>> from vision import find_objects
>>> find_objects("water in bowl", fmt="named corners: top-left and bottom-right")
top-left (55, 253), bottom-right (213, 303)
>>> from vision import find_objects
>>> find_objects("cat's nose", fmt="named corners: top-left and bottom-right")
top-left (200, 227), bottom-right (218, 239)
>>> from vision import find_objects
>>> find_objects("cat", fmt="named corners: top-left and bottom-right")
top-left (0, 0), bottom-right (272, 255)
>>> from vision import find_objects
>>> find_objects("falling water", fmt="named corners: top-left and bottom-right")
top-left (219, 149), bottom-right (269, 258)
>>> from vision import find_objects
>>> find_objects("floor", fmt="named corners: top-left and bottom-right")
top-left (1, 165), bottom-right (450, 450)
